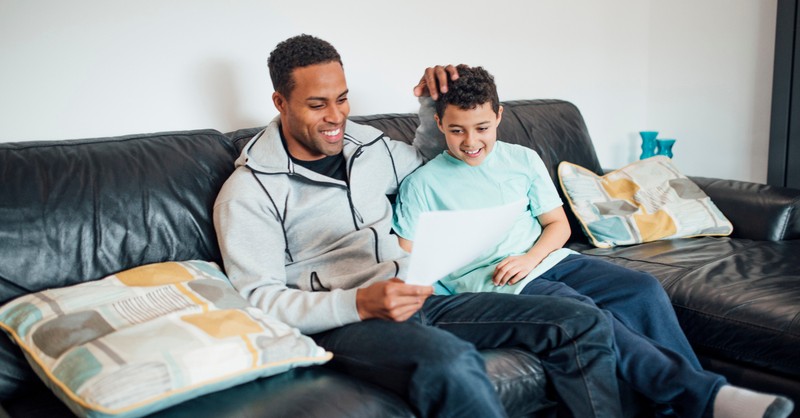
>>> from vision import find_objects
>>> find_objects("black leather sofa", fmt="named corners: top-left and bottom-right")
top-left (1, 99), bottom-right (798, 418)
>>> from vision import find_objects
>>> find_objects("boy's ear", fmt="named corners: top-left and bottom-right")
top-left (497, 105), bottom-right (504, 124)
top-left (434, 114), bottom-right (445, 134)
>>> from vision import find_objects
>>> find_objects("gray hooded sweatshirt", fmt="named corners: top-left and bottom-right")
top-left (214, 99), bottom-right (441, 334)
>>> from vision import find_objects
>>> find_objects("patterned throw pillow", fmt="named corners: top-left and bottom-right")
top-left (0, 260), bottom-right (331, 418)
top-left (558, 156), bottom-right (733, 248)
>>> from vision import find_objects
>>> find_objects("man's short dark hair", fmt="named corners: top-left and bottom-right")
top-left (434, 64), bottom-right (500, 119)
top-left (268, 34), bottom-right (342, 98)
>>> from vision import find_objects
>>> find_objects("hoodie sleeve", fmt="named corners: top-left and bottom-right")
top-left (213, 171), bottom-right (361, 335)
top-left (382, 96), bottom-right (446, 193)
top-left (411, 96), bottom-right (447, 162)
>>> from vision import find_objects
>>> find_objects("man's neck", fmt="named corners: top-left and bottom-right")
top-left (278, 124), bottom-right (346, 181)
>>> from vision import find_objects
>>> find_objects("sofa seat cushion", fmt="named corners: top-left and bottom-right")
top-left (4, 348), bottom-right (553, 418)
top-left (579, 237), bottom-right (800, 378)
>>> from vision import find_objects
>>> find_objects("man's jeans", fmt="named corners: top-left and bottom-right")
top-left (311, 292), bottom-right (621, 418)
top-left (523, 254), bottom-right (726, 418)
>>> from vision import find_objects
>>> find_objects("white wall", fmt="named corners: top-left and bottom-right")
top-left (0, 0), bottom-right (776, 183)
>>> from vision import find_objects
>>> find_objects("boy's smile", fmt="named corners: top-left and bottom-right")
top-left (436, 102), bottom-right (503, 167)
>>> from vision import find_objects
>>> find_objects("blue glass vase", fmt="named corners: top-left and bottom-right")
top-left (655, 139), bottom-right (676, 158)
top-left (639, 131), bottom-right (658, 159)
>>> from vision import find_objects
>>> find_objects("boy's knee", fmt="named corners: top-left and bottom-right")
top-left (636, 272), bottom-right (671, 301)
top-left (563, 302), bottom-right (614, 346)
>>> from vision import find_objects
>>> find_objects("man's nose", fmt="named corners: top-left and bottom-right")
top-left (325, 105), bottom-right (344, 123)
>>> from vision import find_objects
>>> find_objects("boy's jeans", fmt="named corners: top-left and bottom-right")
top-left (311, 292), bottom-right (621, 418)
top-left (523, 254), bottom-right (726, 418)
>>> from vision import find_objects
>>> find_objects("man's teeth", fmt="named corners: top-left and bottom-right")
top-left (322, 128), bottom-right (341, 136)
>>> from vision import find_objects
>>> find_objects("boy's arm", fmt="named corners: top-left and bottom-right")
top-left (493, 206), bottom-right (571, 286)
top-left (398, 236), bottom-right (413, 252)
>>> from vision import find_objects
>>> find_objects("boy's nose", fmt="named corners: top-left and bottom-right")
top-left (463, 133), bottom-right (477, 145)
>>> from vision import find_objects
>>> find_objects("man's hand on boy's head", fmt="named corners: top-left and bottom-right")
top-left (356, 278), bottom-right (434, 322)
top-left (413, 65), bottom-right (459, 100)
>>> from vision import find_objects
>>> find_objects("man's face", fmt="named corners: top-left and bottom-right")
top-left (273, 61), bottom-right (350, 160)
top-left (436, 103), bottom-right (503, 167)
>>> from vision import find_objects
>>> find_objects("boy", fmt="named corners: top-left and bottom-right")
top-left (392, 64), bottom-right (793, 418)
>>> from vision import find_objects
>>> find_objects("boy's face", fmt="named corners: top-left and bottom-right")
top-left (436, 103), bottom-right (503, 167)
top-left (272, 61), bottom-right (350, 160)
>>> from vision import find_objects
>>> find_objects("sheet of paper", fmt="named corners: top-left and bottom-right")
top-left (405, 199), bottom-right (528, 286)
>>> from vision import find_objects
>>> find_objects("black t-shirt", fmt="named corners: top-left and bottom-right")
top-left (280, 128), bottom-right (347, 182)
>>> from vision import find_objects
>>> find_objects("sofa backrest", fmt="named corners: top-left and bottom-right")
top-left (0, 130), bottom-right (238, 305)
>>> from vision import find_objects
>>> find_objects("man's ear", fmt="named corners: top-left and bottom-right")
top-left (272, 91), bottom-right (287, 113)
top-left (434, 114), bottom-right (445, 134)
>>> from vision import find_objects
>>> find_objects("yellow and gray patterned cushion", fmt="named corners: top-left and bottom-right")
top-left (558, 156), bottom-right (733, 248)
top-left (0, 260), bottom-right (331, 418)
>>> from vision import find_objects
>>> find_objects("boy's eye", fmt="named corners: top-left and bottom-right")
top-left (477, 127), bottom-right (488, 132)
top-left (449, 129), bottom-right (463, 134)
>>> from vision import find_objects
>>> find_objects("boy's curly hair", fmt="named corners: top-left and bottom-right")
top-left (434, 64), bottom-right (500, 119)
top-left (268, 34), bottom-right (342, 98)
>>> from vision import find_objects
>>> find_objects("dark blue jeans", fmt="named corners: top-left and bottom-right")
top-left (523, 254), bottom-right (726, 418)
top-left (311, 292), bottom-right (622, 418)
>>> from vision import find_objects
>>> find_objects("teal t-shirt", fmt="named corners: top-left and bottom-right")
top-left (393, 141), bottom-right (575, 295)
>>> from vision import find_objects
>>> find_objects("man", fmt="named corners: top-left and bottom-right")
top-left (214, 34), bottom-right (621, 418)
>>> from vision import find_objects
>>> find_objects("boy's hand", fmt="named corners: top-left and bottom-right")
top-left (356, 278), bottom-right (433, 322)
top-left (493, 254), bottom-right (540, 286)
top-left (413, 65), bottom-right (459, 100)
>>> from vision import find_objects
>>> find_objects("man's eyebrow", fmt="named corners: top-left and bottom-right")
top-left (306, 89), bottom-right (349, 102)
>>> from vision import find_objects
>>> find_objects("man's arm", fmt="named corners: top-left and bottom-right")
top-left (413, 64), bottom-right (459, 100)
top-left (215, 172), bottom-right (433, 333)
top-left (411, 65), bottom-right (459, 161)
top-left (214, 178), bottom-right (362, 335)
top-left (356, 278), bottom-right (431, 322)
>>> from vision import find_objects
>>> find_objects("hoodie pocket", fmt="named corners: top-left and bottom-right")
top-left (310, 272), bottom-right (330, 291)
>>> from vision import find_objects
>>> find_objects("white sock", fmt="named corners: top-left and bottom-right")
top-left (713, 385), bottom-right (794, 418)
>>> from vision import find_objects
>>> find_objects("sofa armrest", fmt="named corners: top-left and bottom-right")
top-left (0, 403), bottom-right (10, 418)
top-left (690, 176), bottom-right (800, 241)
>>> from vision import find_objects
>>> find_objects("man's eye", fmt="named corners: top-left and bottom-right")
top-left (310, 104), bottom-right (324, 109)
top-left (338, 98), bottom-right (348, 104)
